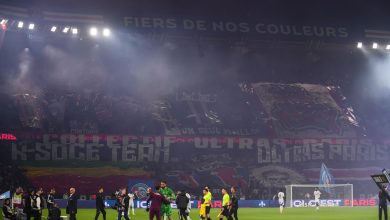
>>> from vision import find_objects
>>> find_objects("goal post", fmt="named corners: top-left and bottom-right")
top-left (285, 184), bottom-right (353, 208)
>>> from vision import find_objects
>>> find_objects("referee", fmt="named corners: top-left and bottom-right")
top-left (204, 186), bottom-right (212, 220)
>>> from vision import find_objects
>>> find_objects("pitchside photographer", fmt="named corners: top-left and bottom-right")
top-left (3, 198), bottom-right (16, 220)
top-left (115, 187), bottom-right (130, 220)
top-left (47, 188), bottom-right (56, 219)
top-left (379, 185), bottom-right (388, 220)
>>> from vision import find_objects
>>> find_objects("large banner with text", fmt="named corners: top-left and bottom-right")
top-left (1, 134), bottom-right (388, 196)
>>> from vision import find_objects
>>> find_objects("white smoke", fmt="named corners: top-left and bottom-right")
top-left (2, 48), bottom-right (39, 95)
top-left (365, 53), bottom-right (390, 98)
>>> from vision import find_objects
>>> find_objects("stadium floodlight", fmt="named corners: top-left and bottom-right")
top-left (28, 23), bottom-right (35, 30)
top-left (17, 21), bottom-right (24, 28)
top-left (89, 27), bottom-right (98, 36)
top-left (357, 42), bottom-right (363, 48)
top-left (386, 45), bottom-right (390, 50)
top-left (50, 26), bottom-right (57, 32)
top-left (72, 28), bottom-right (78, 35)
top-left (373, 42), bottom-right (378, 49)
top-left (62, 27), bottom-right (70, 33)
top-left (102, 28), bottom-right (111, 37)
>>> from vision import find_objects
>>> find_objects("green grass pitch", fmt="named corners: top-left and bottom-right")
top-left (35, 207), bottom-right (378, 220)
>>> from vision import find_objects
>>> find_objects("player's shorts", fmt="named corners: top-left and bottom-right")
top-left (205, 206), bottom-right (211, 214)
top-left (221, 206), bottom-right (229, 216)
top-left (279, 200), bottom-right (284, 206)
top-left (200, 204), bottom-right (206, 218)
top-left (314, 199), bottom-right (320, 205)
top-left (161, 204), bottom-right (172, 216)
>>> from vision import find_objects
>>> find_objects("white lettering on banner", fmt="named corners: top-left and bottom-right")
top-left (134, 200), bottom-right (192, 209)
top-left (124, 17), bottom-right (178, 29)
top-left (176, 92), bottom-right (217, 103)
top-left (183, 19), bottom-right (207, 31)
top-left (239, 138), bottom-right (254, 149)
top-left (292, 199), bottom-right (342, 207)
top-left (180, 127), bottom-right (259, 136)
top-left (253, 24), bottom-right (348, 38)
top-left (9, 135), bottom-right (390, 162)
top-left (123, 16), bottom-right (350, 39)
top-left (35, 143), bottom-right (50, 160)
top-left (138, 144), bottom-right (154, 162)
top-left (256, 138), bottom-right (389, 163)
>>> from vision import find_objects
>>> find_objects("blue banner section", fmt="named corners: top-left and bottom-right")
top-left (32, 198), bottom-right (381, 209)
top-left (53, 199), bottom-right (281, 209)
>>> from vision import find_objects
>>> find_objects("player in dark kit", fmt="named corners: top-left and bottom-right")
top-left (147, 186), bottom-right (169, 220)
top-left (95, 187), bottom-right (106, 220)
top-left (379, 185), bottom-right (388, 220)
top-left (24, 189), bottom-right (35, 220)
top-left (176, 190), bottom-right (190, 220)
top-left (49, 203), bottom-right (62, 220)
top-left (32, 188), bottom-right (43, 220)
top-left (229, 187), bottom-right (239, 220)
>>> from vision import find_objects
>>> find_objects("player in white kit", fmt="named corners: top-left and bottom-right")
top-left (278, 189), bottom-right (285, 214)
top-left (314, 188), bottom-right (321, 211)
top-left (185, 192), bottom-right (192, 220)
top-left (128, 193), bottom-right (136, 215)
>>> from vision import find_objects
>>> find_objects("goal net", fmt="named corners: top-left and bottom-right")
top-left (285, 184), bottom-right (353, 208)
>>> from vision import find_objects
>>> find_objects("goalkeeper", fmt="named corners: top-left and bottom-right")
top-left (159, 181), bottom-right (176, 220)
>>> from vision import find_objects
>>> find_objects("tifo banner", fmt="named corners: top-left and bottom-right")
top-left (2, 134), bottom-right (389, 196)
top-left (7, 135), bottom-right (390, 163)
top-left (4, 83), bottom-right (363, 138)
top-left (252, 83), bottom-right (361, 138)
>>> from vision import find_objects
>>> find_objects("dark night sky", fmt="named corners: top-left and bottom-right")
top-left (2, 0), bottom-right (390, 26)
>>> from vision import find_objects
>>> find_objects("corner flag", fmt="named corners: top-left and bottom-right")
top-left (0, 190), bottom-right (10, 199)
top-left (319, 163), bottom-right (334, 193)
